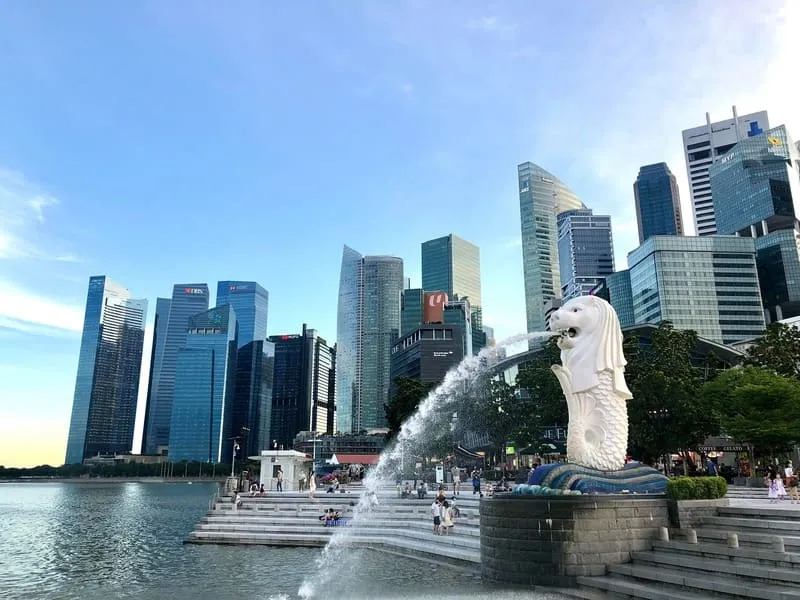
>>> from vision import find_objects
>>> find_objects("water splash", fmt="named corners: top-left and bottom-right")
top-left (298, 331), bottom-right (556, 599)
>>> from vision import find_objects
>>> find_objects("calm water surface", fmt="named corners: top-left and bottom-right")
top-left (0, 482), bottom-right (567, 600)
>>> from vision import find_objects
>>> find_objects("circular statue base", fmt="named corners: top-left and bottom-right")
top-left (515, 461), bottom-right (668, 495)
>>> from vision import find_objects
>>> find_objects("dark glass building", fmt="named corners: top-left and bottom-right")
top-left (143, 283), bottom-right (209, 455)
top-left (216, 281), bottom-right (269, 347)
top-left (336, 246), bottom-right (403, 432)
top-left (400, 288), bottom-right (424, 337)
top-left (169, 305), bottom-right (238, 463)
top-left (269, 325), bottom-right (334, 448)
top-left (633, 163), bottom-right (684, 243)
top-left (557, 209), bottom-right (615, 301)
top-left (140, 297), bottom-right (170, 455)
top-left (233, 340), bottom-right (275, 457)
top-left (390, 323), bottom-right (464, 391)
top-left (65, 276), bottom-right (147, 464)
top-left (709, 125), bottom-right (800, 321)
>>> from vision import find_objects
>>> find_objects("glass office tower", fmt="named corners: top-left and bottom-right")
top-left (400, 288), bottom-right (424, 337)
top-left (216, 281), bottom-right (269, 347)
top-left (628, 236), bottom-right (765, 344)
top-left (633, 163), bottom-right (684, 243)
top-left (421, 234), bottom-right (482, 328)
top-left (557, 209), bottom-right (615, 301)
top-left (140, 297), bottom-right (170, 455)
top-left (65, 276), bottom-right (147, 464)
top-left (143, 283), bottom-right (209, 455)
top-left (336, 246), bottom-right (403, 432)
top-left (709, 125), bottom-right (800, 321)
top-left (169, 305), bottom-right (238, 463)
top-left (233, 339), bottom-right (275, 457)
top-left (518, 162), bottom-right (586, 332)
top-left (606, 270), bottom-right (635, 329)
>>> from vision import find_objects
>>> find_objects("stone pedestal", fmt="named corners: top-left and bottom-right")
top-left (480, 495), bottom-right (669, 587)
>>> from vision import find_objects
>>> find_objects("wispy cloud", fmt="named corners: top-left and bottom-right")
top-left (0, 279), bottom-right (84, 334)
top-left (0, 168), bottom-right (76, 262)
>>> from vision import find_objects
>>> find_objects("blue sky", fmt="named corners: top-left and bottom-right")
top-left (1, 1), bottom-right (797, 467)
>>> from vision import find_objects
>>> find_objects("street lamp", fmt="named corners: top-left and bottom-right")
top-left (231, 440), bottom-right (240, 477)
top-left (647, 408), bottom-right (671, 474)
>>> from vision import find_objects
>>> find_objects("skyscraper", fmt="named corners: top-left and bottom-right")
top-left (400, 288), bottom-right (424, 337)
top-left (628, 236), bottom-right (765, 344)
top-left (421, 234), bottom-right (482, 327)
top-left (140, 297), bottom-right (170, 454)
top-left (268, 325), bottom-right (334, 448)
top-left (518, 162), bottom-right (586, 332)
top-left (233, 339), bottom-right (275, 457)
top-left (557, 209), bottom-right (615, 301)
top-left (633, 163), bottom-right (684, 243)
top-left (682, 106), bottom-right (769, 236)
top-left (65, 276), bottom-right (147, 464)
top-left (336, 246), bottom-right (403, 432)
top-left (709, 124), bottom-right (800, 321)
top-left (215, 281), bottom-right (269, 347)
top-left (143, 283), bottom-right (209, 455)
top-left (168, 305), bottom-right (238, 463)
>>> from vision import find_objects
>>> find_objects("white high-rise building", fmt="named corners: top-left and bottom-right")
top-left (681, 106), bottom-right (769, 236)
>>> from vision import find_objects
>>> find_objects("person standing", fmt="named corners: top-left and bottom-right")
top-left (430, 498), bottom-right (441, 535)
top-left (276, 468), bottom-right (284, 492)
top-left (451, 465), bottom-right (461, 495)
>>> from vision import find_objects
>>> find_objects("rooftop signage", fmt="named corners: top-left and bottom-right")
top-left (184, 287), bottom-right (206, 295)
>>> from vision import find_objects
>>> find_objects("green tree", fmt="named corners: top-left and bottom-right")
top-left (516, 336), bottom-right (568, 429)
top-left (701, 365), bottom-right (800, 457)
top-left (384, 377), bottom-right (434, 440)
top-left (744, 322), bottom-right (800, 380)
top-left (624, 322), bottom-right (719, 465)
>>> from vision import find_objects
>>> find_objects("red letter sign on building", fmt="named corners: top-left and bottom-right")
top-left (423, 292), bottom-right (448, 324)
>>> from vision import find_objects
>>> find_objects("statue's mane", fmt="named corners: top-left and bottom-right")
top-left (561, 297), bottom-right (632, 398)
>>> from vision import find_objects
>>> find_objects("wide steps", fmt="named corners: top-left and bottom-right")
top-left (717, 505), bottom-right (800, 521)
top-left (631, 548), bottom-right (800, 585)
top-left (201, 516), bottom-right (480, 535)
top-left (576, 574), bottom-right (718, 600)
top-left (606, 562), bottom-right (800, 600)
top-left (703, 515), bottom-right (800, 533)
top-left (694, 527), bottom-right (800, 552)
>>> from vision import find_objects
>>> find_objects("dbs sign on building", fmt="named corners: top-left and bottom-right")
top-left (423, 292), bottom-right (448, 324)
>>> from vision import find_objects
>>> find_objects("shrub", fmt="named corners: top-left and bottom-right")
top-left (666, 476), bottom-right (727, 500)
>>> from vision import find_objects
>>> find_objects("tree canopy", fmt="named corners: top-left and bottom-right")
top-left (744, 322), bottom-right (800, 380)
top-left (384, 377), bottom-right (434, 440)
top-left (701, 365), bottom-right (800, 456)
top-left (624, 322), bottom-right (719, 463)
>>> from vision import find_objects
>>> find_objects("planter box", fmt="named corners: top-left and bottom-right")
top-left (667, 498), bottom-right (729, 529)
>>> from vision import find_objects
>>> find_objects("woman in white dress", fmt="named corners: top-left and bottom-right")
top-left (441, 500), bottom-right (454, 535)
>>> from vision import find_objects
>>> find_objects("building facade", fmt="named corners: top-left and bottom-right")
top-left (628, 236), bottom-right (765, 344)
top-left (633, 163), bottom-right (684, 243)
top-left (66, 276), bottom-right (147, 464)
top-left (556, 208), bottom-right (615, 301)
top-left (140, 297), bottom-right (170, 455)
top-left (603, 270), bottom-right (635, 329)
top-left (233, 340), bottom-right (275, 457)
top-left (169, 305), bottom-right (238, 463)
top-left (709, 125), bottom-right (800, 322)
top-left (681, 106), bottom-right (769, 236)
top-left (400, 288), bottom-right (424, 337)
top-left (215, 281), bottom-right (269, 347)
top-left (518, 162), bottom-right (586, 332)
top-left (143, 283), bottom-right (209, 455)
top-left (421, 234), bottom-right (482, 329)
top-left (269, 325), bottom-right (335, 449)
top-left (336, 246), bottom-right (403, 433)
top-left (390, 323), bottom-right (465, 389)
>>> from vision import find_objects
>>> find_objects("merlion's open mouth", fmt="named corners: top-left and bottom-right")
top-left (560, 327), bottom-right (578, 338)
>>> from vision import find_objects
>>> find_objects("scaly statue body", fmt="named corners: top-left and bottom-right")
top-left (548, 295), bottom-right (632, 472)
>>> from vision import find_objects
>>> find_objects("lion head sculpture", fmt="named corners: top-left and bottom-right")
top-left (549, 295), bottom-right (632, 398)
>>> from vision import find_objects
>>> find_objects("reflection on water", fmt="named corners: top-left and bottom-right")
top-left (0, 482), bottom-right (566, 600)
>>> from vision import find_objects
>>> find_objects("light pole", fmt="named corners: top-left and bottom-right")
top-left (231, 440), bottom-right (240, 477)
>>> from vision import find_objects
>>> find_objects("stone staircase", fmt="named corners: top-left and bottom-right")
top-left (186, 485), bottom-right (482, 567)
top-left (567, 501), bottom-right (800, 599)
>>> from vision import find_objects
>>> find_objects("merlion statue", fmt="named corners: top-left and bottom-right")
top-left (549, 295), bottom-right (631, 472)
top-left (518, 295), bottom-right (668, 495)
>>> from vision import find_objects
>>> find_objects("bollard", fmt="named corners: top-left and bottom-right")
top-left (772, 536), bottom-right (785, 553)
top-left (727, 533), bottom-right (739, 548)
top-left (686, 528), bottom-right (698, 544)
top-left (658, 526), bottom-right (670, 542)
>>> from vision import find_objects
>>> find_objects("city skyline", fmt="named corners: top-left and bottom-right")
top-left (2, 2), bottom-right (799, 467)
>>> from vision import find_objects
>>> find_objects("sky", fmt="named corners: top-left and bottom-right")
top-left (1, 1), bottom-right (798, 468)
